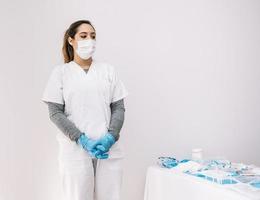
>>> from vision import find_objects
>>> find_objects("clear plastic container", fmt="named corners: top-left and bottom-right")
top-left (250, 178), bottom-right (260, 189)
top-left (194, 170), bottom-right (238, 184)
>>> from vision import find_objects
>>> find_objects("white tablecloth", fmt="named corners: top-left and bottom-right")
top-left (144, 165), bottom-right (260, 200)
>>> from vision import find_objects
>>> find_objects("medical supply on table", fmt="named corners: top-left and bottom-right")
top-left (181, 159), bottom-right (238, 185)
top-left (157, 157), bottom-right (190, 168)
top-left (192, 148), bottom-right (203, 161)
top-left (157, 156), bottom-right (260, 190)
top-left (186, 170), bottom-right (238, 185)
top-left (234, 168), bottom-right (260, 189)
top-left (157, 157), bottom-right (178, 168)
top-left (250, 178), bottom-right (260, 189)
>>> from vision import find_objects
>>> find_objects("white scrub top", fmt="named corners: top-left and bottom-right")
top-left (41, 60), bottom-right (129, 158)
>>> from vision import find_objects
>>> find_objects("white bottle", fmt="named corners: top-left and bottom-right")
top-left (192, 148), bottom-right (203, 161)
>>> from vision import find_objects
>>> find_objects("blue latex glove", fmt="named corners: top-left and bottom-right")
top-left (93, 148), bottom-right (109, 159)
top-left (93, 132), bottom-right (116, 154)
top-left (76, 134), bottom-right (109, 159)
top-left (91, 149), bottom-right (109, 159)
top-left (90, 146), bottom-right (109, 159)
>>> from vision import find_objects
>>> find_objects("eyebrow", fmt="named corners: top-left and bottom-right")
top-left (79, 32), bottom-right (96, 34)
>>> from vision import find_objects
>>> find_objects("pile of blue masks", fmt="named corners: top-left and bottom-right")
top-left (157, 157), bottom-right (190, 168)
top-left (157, 157), bottom-right (260, 188)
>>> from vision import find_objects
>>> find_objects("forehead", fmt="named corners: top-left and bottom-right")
top-left (76, 23), bottom-right (95, 34)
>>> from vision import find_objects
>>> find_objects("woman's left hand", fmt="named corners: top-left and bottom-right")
top-left (90, 132), bottom-right (116, 159)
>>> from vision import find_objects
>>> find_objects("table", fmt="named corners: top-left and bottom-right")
top-left (144, 165), bottom-right (260, 200)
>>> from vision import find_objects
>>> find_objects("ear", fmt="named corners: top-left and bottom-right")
top-left (68, 37), bottom-right (73, 46)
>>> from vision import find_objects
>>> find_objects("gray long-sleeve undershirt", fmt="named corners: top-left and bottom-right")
top-left (44, 68), bottom-right (125, 142)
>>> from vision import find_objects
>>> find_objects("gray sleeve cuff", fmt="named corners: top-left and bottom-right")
top-left (46, 102), bottom-right (84, 142)
top-left (108, 98), bottom-right (125, 142)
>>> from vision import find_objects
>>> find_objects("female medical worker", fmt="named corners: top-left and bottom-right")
top-left (41, 20), bottom-right (129, 200)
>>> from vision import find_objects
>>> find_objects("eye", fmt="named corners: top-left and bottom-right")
top-left (80, 35), bottom-right (87, 38)
top-left (92, 36), bottom-right (96, 39)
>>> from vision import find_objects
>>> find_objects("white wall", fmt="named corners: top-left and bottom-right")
top-left (0, 0), bottom-right (260, 200)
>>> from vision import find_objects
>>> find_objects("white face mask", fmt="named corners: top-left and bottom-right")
top-left (75, 39), bottom-right (96, 60)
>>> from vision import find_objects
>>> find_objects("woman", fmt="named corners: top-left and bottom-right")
top-left (41, 20), bottom-right (129, 200)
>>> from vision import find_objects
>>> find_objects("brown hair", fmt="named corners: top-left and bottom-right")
top-left (62, 20), bottom-right (96, 63)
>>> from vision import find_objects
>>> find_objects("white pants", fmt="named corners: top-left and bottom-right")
top-left (57, 134), bottom-right (124, 200)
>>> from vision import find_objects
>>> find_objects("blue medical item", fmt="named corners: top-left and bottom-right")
top-left (94, 132), bottom-right (116, 153)
top-left (93, 149), bottom-right (109, 159)
top-left (250, 180), bottom-right (260, 188)
top-left (77, 134), bottom-right (108, 158)
top-left (157, 157), bottom-right (190, 168)
top-left (77, 134), bottom-right (92, 151)
top-left (184, 159), bottom-right (239, 185)
top-left (235, 175), bottom-right (260, 189)
top-left (158, 157), bottom-right (178, 168)
top-left (157, 156), bottom-right (260, 189)
top-left (180, 159), bottom-right (190, 163)
top-left (186, 171), bottom-right (238, 185)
